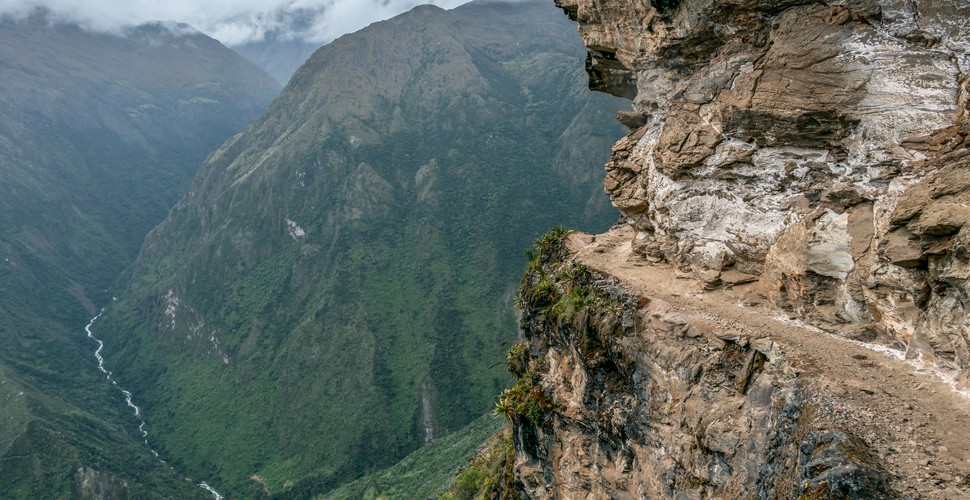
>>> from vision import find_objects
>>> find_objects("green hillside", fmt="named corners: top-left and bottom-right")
top-left (96, 1), bottom-right (625, 496)
top-left (0, 11), bottom-right (279, 497)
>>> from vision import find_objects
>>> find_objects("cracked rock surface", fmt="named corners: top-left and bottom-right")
top-left (514, 229), bottom-right (970, 498)
top-left (509, 1), bottom-right (970, 498)
top-left (555, 0), bottom-right (970, 386)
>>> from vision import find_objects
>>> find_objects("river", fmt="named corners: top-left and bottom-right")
top-left (85, 309), bottom-right (223, 500)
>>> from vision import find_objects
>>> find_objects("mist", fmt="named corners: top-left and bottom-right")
top-left (0, 0), bottom-right (477, 45)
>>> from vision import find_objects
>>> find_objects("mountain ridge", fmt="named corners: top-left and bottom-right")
top-left (95, 0), bottom-right (626, 495)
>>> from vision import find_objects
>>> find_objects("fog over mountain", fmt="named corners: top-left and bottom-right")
top-left (0, 0), bottom-right (476, 45)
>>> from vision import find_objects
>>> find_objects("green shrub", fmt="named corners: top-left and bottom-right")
top-left (506, 341), bottom-right (530, 378)
top-left (494, 373), bottom-right (553, 427)
top-left (440, 427), bottom-right (519, 500)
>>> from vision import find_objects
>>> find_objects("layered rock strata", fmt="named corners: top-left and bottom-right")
top-left (513, 229), bottom-right (970, 498)
top-left (505, 0), bottom-right (970, 497)
top-left (555, 0), bottom-right (970, 390)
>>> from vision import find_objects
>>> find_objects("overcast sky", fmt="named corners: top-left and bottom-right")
top-left (0, 0), bottom-right (475, 45)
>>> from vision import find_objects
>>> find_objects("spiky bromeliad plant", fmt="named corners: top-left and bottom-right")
top-left (494, 368), bottom-right (553, 427)
top-left (495, 339), bottom-right (550, 427)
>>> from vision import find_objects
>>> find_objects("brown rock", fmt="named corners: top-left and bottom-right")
top-left (883, 227), bottom-right (923, 268)
top-left (616, 110), bottom-right (649, 130)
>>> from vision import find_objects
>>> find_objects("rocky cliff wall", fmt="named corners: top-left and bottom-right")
top-left (505, 0), bottom-right (970, 498)
top-left (512, 227), bottom-right (970, 498)
top-left (556, 0), bottom-right (970, 390)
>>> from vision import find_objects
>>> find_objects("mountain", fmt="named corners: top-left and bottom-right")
top-left (0, 11), bottom-right (280, 497)
top-left (501, 0), bottom-right (970, 498)
top-left (94, 0), bottom-right (626, 496)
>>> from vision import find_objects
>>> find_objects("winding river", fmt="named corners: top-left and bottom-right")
top-left (85, 309), bottom-right (223, 500)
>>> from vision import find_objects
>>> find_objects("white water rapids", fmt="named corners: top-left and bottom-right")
top-left (84, 309), bottom-right (223, 500)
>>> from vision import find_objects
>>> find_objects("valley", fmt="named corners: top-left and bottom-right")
top-left (0, 9), bottom-right (279, 498)
top-left (90, 2), bottom-right (626, 495)
top-left (6, 0), bottom-right (966, 497)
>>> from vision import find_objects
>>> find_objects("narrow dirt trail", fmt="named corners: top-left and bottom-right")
top-left (569, 226), bottom-right (970, 498)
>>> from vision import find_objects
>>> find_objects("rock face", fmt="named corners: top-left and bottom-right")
top-left (505, 0), bottom-right (970, 498)
top-left (514, 228), bottom-right (970, 498)
top-left (555, 0), bottom-right (970, 386)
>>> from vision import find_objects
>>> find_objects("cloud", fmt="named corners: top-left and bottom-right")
top-left (0, 0), bottom-right (475, 45)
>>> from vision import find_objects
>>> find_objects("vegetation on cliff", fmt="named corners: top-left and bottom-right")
top-left (440, 425), bottom-right (519, 500)
top-left (447, 225), bottom-right (644, 499)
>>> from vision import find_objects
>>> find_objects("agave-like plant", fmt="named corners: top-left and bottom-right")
top-left (506, 341), bottom-right (530, 377)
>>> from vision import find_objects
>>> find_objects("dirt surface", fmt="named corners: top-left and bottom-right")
top-left (568, 226), bottom-right (970, 498)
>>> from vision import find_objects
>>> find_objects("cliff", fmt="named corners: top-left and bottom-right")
top-left (507, 0), bottom-right (970, 497)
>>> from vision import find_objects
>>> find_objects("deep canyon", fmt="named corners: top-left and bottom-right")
top-left (3, 0), bottom-right (969, 498)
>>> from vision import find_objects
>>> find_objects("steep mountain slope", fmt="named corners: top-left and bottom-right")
top-left (320, 414), bottom-right (503, 499)
top-left (0, 11), bottom-right (280, 497)
top-left (500, 0), bottom-right (970, 498)
top-left (0, 14), bottom-right (280, 304)
top-left (95, 0), bottom-right (625, 496)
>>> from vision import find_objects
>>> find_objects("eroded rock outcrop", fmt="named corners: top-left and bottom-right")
top-left (556, 0), bottom-right (970, 386)
top-left (512, 228), bottom-right (970, 498)
top-left (503, 0), bottom-right (970, 498)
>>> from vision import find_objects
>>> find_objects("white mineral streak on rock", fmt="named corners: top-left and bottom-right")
top-left (208, 331), bottom-right (230, 365)
top-left (524, 0), bottom-right (970, 497)
top-left (844, 32), bottom-right (958, 156)
top-left (164, 289), bottom-right (180, 330)
top-left (419, 380), bottom-right (435, 443)
top-left (285, 217), bottom-right (306, 240)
